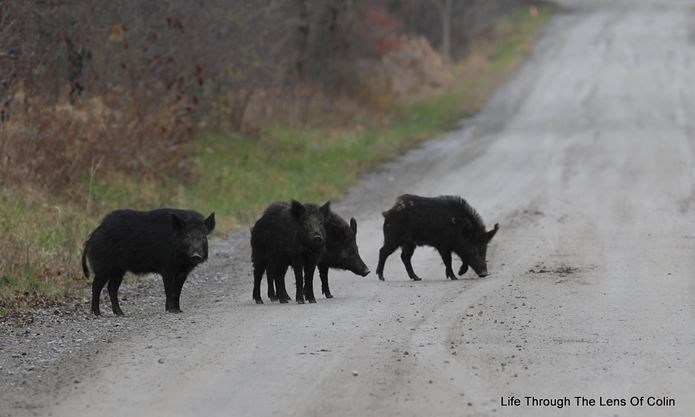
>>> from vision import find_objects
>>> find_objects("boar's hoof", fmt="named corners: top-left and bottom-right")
top-left (254, 299), bottom-right (264, 304)
top-left (279, 298), bottom-right (289, 304)
top-left (296, 297), bottom-right (305, 304)
top-left (308, 298), bottom-right (317, 304)
top-left (411, 276), bottom-right (422, 281)
top-left (269, 296), bottom-right (278, 302)
top-left (91, 309), bottom-right (101, 317)
top-left (113, 309), bottom-right (125, 316)
top-left (378, 274), bottom-right (385, 281)
top-left (324, 293), bottom-right (333, 299)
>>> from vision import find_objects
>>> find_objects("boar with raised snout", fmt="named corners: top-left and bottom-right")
top-left (376, 194), bottom-right (498, 281)
top-left (82, 208), bottom-right (216, 316)
top-left (316, 211), bottom-right (370, 298)
top-left (251, 200), bottom-right (330, 304)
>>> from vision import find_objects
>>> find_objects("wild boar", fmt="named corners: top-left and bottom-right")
top-left (376, 194), bottom-right (498, 281)
top-left (82, 208), bottom-right (215, 316)
top-left (251, 201), bottom-right (330, 304)
top-left (317, 212), bottom-right (369, 298)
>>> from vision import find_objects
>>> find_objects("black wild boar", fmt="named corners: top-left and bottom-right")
top-left (251, 200), bottom-right (330, 304)
top-left (376, 194), bottom-right (498, 281)
top-left (263, 209), bottom-right (370, 299)
top-left (316, 212), bottom-right (370, 298)
top-left (82, 208), bottom-right (215, 316)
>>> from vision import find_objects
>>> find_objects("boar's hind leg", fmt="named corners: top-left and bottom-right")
top-left (400, 242), bottom-right (421, 281)
top-left (252, 260), bottom-right (266, 304)
top-left (437, 249), bottom-right (457, 280)
top-left (319, 264), bottom-right (332, 298)
top-left (91, 273), bottom-right (109, 316)
top-left (276, 276), bottom-right (291, 303)
top-left (269, 263), bottom-right (290, 303)
top-left (266, 271), bottom-right (277, 302)
top-left (376, 243), bottom-right (399, 281)
top-left (106, 270), bottom-right (126, 316)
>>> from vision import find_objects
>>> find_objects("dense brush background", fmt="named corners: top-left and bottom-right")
top-left (0, 0), bottom-right (551, 314)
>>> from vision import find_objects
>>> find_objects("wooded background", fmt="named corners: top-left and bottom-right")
top-left (0, 0), bottom-right (524, 189)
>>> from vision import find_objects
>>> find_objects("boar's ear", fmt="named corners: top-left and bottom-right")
top-left (350, 217), bottom-right (357, 235)
top-left (171, 213), bottom-right (186, 232)
top-left (204, 212), bottom-right (216, 233)
top-left (485, 223), bottom-right (499, 242)
top-left (320, 201), bottom-right (331, 218)
top-left (291, 200), bottom-right (305, 219)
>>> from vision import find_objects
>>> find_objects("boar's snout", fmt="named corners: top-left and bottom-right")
top-left (350, 258), bottom-right (370, 277)
top-left (191, 253), bottom-right (204, 264)
top-left (312, 234), bottom-right (324, 245)
top-left (476, 269), bottom-right (489, 278)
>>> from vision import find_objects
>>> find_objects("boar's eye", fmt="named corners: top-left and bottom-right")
top-left (186, 234), bottom-right (191, 239)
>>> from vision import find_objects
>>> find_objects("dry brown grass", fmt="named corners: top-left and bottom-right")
top-left (0, 89), bottom-right (195, 192)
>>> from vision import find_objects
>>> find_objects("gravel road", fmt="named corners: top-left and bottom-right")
top-left (2, 1), bottom-right (695, 416)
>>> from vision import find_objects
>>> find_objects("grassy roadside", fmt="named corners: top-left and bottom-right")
top-left (0, 4), bottom-right (554, 316)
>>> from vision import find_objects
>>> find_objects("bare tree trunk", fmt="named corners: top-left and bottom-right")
top-left (295, 0), bottom-right (309, 82)
top-left (441, 0), bottom-right (452, 58)
top-left (294, 0), bottom-right (310, 125)
top-left (431, 0), bottom-right (453, 58)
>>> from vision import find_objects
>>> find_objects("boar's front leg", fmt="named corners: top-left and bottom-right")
top-left (376, 242), bottom-right (399, 281)
top-left (291, 260), bottom-right (305, 304)
top-left (171, 272), bottom-right (190, 313)
top-left (319, 264), bottom-right (332, 298)
top-left (437, 249), bottom-right (458, 280)
top-left (303, 261), bottom-right (318, 304)
top-left (400, 242), bottom-right (421, 281)
top-left (162, 272), bottom-right (177, 312)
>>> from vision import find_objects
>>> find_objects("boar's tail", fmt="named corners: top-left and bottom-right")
top-left (81, 242), bottom-right (90, 279)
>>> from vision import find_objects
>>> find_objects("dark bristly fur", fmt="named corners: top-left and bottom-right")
top-left (376, 194), bottom-right (499, 281)
top-left (82, 208), bottom-right (215, 316)
top-left (262, 208), bottom-right (370, 299)
top-left (251, 200), bottom-right (330, 304)
top-left (316, 210), bottom-right (370, 298)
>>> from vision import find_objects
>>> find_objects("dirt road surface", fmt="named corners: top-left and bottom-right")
top-left (3, 1), bottom-right (695, 416)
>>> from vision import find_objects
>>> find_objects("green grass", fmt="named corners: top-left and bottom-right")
top-left (186, 91), bottom-right (480, 226)
top-left (0, 4), bottom-right (553, 316)
top-left (0, 190), bottom-right (91, 315)
top-left (489, 6), bottom-right (553, 68)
